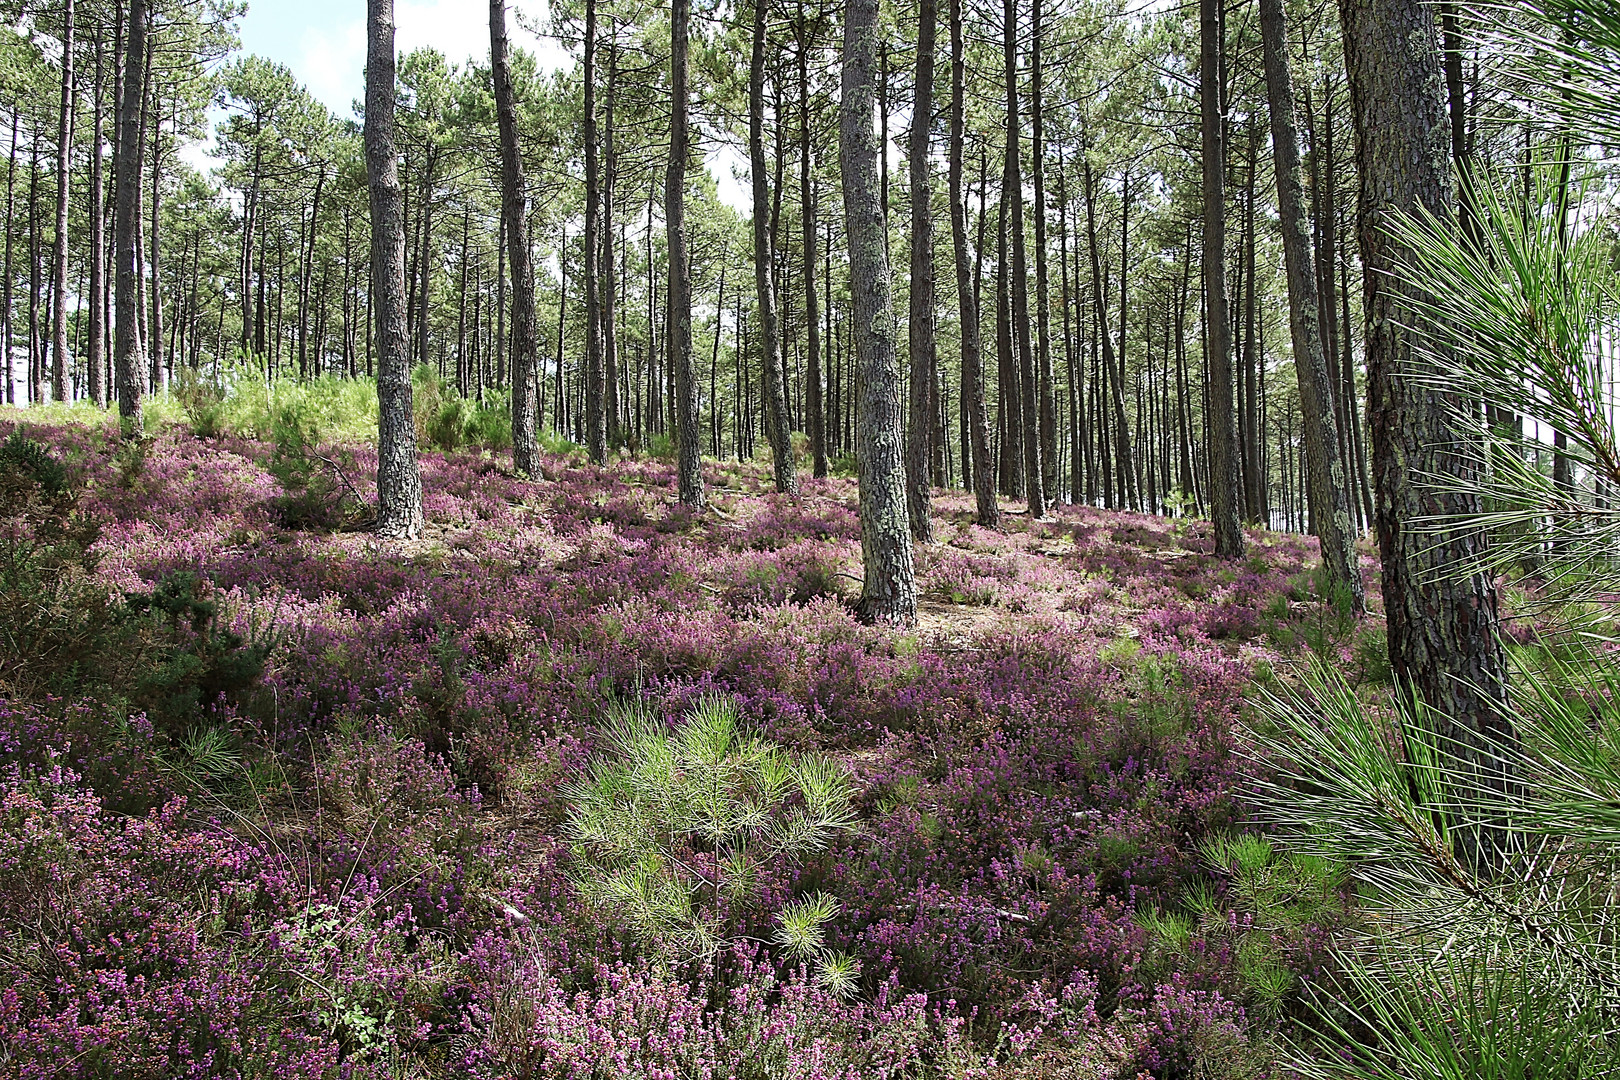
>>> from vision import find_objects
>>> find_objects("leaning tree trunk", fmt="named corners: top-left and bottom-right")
top-left (491, 0), bottom-right (539, 473)
top-left (1339, 0), bottom-right (1508, 778)
top-left (842, 0), bottom-right (917, 625)
top-left (51, 0), bottom-right (74, 401)
top-left (904, 0), bottom-right (937, 541)
top-left (112, 0), bottom-right (147, 425)
top-left (1200, 0), bottom-right (1244, 557)
top-left (366, 0), bottom-right (424, 539)
top-left (949, 0), bottom-right (997, 528)
top-left (668, 0), bottom-right (704, 508)
top-left (1260, 0), bottom-right (1364, 612)
top-left (750, 0), bottom-right (799, 496)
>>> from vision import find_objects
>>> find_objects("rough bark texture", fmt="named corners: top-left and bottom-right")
top-left (841, 0), bottom-right (917, 626)
top-left (1031, 0), bottom-right (1057, 500)
top-left (112, 0), bottom-right (146, 424)
top-left (366, 0), bottom-right (424, 538)
top-left (583, 0), bottom-right (606, 464)
top-left (1005, 0), bottom-right (1044, 518)
top-left (1259, 0), bottom-right (1364, 612)
top-left (949, 0), bottom-right (997, 529)
top-left (750, 0), bottom-right (799, 496)
top-left (491, 0), bottom-right (539, 474)
top-left (51, 0), bottom-right (74, 401)
top-left (668, 0), bottom-right (704, 508)
top-left (905, 0), bottom-right (937, 541)
top-left (1199, 0), bottom-right (1244, 557)
top-left (1339, 0), bottom-right (1508, 771)
top-left (799, 7), bottom-right (827, 479)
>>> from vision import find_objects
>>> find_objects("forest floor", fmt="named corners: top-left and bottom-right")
top-left (1, 412), bottom-right (1415, 1078)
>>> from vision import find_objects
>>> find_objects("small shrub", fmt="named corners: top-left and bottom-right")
top-left (0, 430), bottom-right (70, 494)
top-left (565, 694), bottom-right (858, 986)
top-left (173, 369), bottom-right (229, 437)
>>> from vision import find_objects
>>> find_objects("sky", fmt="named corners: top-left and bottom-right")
top-left (216, 0), bottom-right (754, 208)
top-left (234, 0), bottom-right (568, 121)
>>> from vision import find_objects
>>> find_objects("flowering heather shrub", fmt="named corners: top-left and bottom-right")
top-left (0, 416), bottom-right (1373, 1075)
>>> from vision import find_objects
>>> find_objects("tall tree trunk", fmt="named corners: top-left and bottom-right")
top-left (1340, 0), bottom-right (1509, 812)
top-left (583, 0), bottom-right (606, 462)
top-left (668, 0), bottom-right (703, 507)
top-left (491, 0), bottom-right (540, 472)
top-left (602, 40), bottom-right (622, 447)
top-left (750, 0), bottom-right (799, 495)
top-left (145, 84), bottom-right (161, 391)
top-left (1031, 0), bottom-right (1057, 499)
top-left (1260, 0), bottom-right (1364, 611)
top-left (112, 0), bottom-right (147, 424)
top-left (1200, 0), bottom-right (1244, 557)
top-left (905, 0), bottom-right (937, 540)
top-left (367, 0), bottom-right (424, 538)
top-left (798, 4), bottom-right (827, 479)
top-left (1114, 167), bottom-right (1139, 510)
top-left (3, 111), bottom-right (17, 405)
top-left (51, 0), bottom-right (75, 401)
top-left (949, 0), bottom-right (996, 526)
top-left (842, 0), bottom-right (917, 625)
top-left (1005, 0), bottom-right (1044, 517)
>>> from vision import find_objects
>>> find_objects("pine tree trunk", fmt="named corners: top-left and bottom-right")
top-left (367, 0), bottom-right (424, 538)
top-left (905, 0), bottom-right (937, 540)
top-left (668, 0), bottom-right (703, 508)
top-left (1005, 0), bottom-right (1044, 517)
top-left (1200, 0), bottom-right (1244, 556)
top-left (51, 0), bottom-right (74, 401)
top-left (1031, 0), bottom-right (1057, 500)
top-left (583, 0), bottom-right (606, 463)
top-left (112, 0), bottom-right (147, 424)
top-left (798, 4), bottom-right (827, 479)
top-left (842, 0), bottom-right (916, 626)
top-left (491, 0), bottom-right (540, 472)
top-left (948, 0), bottom-right (997, 528)
top-left (4, 111), bottom-right (17, 405)
top-left (1339, 0), bottom-right (1509, 802)
top-left (602, 41), bottom-right (622, 448)
top-left (1260, 0), bottom-right (1365, 611)
top-left (750, 0), bottom-right (799, 495)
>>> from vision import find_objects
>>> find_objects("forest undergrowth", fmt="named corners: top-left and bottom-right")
top-left (0, 401), bottom-right (1514, 1079)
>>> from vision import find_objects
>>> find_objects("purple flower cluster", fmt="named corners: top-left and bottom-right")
top-left (0, 419), bottom-right (1363, 1075)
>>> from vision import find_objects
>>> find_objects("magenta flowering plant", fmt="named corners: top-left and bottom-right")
top-left (0, 417), bottom-right (1386, 1075)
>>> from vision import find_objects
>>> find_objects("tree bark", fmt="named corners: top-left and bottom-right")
top-left (583, 0), bottom-right (606, 463)
top-left (602, 40), bottom-right (622, 447)
top-left (491, 0), bottom-right (540, 472)
top-left (905, 0), bottom-right (937, 540)
top-left (668, 0), bottom-right (704, 507)
top-left (1339, 0), bottom-right (1509, 798)
top-left (949, 0), bottom-right (997, 528)
top-left (367, 0), bottom-right (424, 538)
top-left (1005, 0), bottom-right (1044, 517)
top-left (1031, 0), bottom-right (1057, 500)
top-left (798, 4), bottom-right (827, 479)
top-left (1200, 0), bottom-right (1244, 556)
top-left (750, 0), bottom-right (800, 495)
top-left (1260, 0), bottom-right (1364, 611)
top-left (51, 0), bottom-right (75, 401)
top-left (4, 111), bottom-right (17, 405)
top-left (112, 0), bottom-right (147, 424)
top-left (842, 0), bottom-right (917, 625)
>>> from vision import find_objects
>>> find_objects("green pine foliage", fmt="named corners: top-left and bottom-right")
top-left (564, 694), bottom-right (859, 990)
